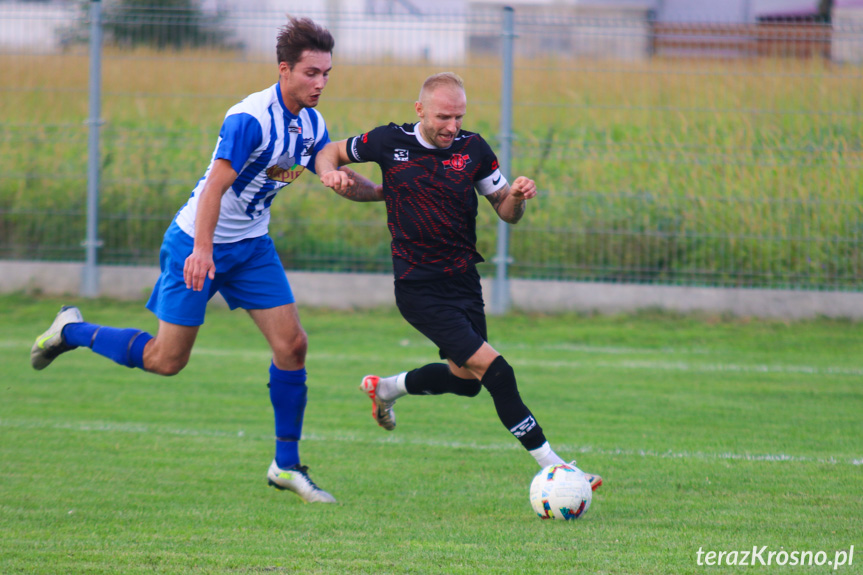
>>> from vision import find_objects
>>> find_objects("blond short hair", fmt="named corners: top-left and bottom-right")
top-left (419, 72), bottom-right (465, 102)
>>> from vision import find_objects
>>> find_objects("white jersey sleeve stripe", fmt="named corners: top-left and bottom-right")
top-left (233, 105), bottom-right (277, 194)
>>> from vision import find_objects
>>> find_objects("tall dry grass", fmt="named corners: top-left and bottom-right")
top-left (1, 49), bottom-right (860, 287)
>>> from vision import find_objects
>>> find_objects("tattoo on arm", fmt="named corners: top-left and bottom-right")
top-left (336, 180), bottom-right (376, 202)
top-left (486, 189), bottom-right (506, 212)
top-left (487, 187), bottom-right (526, 223)
top-left (334, 167), bottom-right (384, 202)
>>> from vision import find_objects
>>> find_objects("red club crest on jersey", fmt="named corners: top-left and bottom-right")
top-left (443, 154), bottom-right (471, 171)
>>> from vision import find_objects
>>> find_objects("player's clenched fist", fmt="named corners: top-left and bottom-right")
top-left (320, 170), bottom-right (355, 194)
top-left (510, 176), bottom-right (537, 200)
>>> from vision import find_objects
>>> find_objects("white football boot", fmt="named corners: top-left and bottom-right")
top-left (267, 460), bottom-right (336, 503)
top-left (31, 305), bottom-right (84, 370)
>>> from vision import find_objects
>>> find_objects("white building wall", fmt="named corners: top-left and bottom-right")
top-left (832, 1), bottom-right (863, 63)
top-left (334, 17), bottom-right (468, 64)
top-left (0, 1), bottom-right (76, 52)
top-left (214, 0), bottom-right (467, 63)
top-left (1, 0), bottom-right (846, 60)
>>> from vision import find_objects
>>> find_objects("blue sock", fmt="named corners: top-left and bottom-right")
top-left (62, 322), bottom-right (99, 348)
top-left (63, 323), bottom-right (153, 370)
top-left (128, 332), bottom-right (152, 370)
top-left (268, 363), bottom-right (307, 469)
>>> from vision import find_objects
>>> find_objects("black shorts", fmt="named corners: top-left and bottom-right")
top-left (394, 268), bottom-right (488, 368)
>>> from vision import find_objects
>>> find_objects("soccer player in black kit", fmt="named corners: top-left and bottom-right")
top-left (316, 72), bottom-right (601, 488)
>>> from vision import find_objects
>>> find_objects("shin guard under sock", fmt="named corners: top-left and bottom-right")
top-left (405, 363), bottom-right (482, 397)
top-left (481, 355), bottom-right (547, 451)
top-left (268, 363), bottom-right (307, 469)
top-left (64, 323), bottom-right (152, 370)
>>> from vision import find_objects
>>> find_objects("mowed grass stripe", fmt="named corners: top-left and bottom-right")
top-left (6, 337), bottom-right (862, 376)
top-left (201, 348), bottom-right (863, 377)
top-left (2, 417), bottom-right (860, 467)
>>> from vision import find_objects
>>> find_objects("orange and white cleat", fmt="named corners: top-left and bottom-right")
top-left (360, 375), bottom-right (396, 431)
top-left (566, 461), bottom-right (603, 491)
top-left (585, 473), bottom-right (603, 491)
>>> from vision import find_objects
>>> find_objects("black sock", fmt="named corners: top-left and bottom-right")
top-left (405, 363), bottom-right (482, 397)
top-left (481, 355), bottom-right (547, 451)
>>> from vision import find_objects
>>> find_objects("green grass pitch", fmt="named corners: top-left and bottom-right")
top-left (1, 294), bottom-right (861, 574)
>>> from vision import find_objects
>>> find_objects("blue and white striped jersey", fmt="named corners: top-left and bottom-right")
top-left (175, 82), bottom-right (329, 243)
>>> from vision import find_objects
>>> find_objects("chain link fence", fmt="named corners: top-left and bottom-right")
top-left (1, 1), bottom-right (861, 291)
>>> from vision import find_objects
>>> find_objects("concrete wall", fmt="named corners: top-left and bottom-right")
top-left (2, 260), bottom-right (861, 320)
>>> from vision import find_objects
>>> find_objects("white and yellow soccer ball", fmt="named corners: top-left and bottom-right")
top-left (529, 463), bottom-right (592, 520)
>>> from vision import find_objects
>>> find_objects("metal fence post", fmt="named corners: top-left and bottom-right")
top-left (490, 5), bottom-right (515, 316)
top-left (82, 0), bottom-right (103, 297)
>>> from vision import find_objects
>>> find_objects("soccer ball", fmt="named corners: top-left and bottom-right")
top-left (529, 463), bottom-right (592, 520)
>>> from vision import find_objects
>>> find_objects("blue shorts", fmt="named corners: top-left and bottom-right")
top-left (394, 268), bottom-right (488, 367)
top-left (146, 221), bottom-right (295, 327)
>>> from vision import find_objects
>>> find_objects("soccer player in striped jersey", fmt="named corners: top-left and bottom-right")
top-left (315, 72), bottom-right (602, 490)
top-left (30, 17), bottom-right (381, 503)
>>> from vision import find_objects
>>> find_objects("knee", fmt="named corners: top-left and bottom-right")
top-left (464, 382), bottom-right (483, 397)
top-left (481, 355), bottom-right (518, 396)
top-left (273, 329), bottom-right (308, 368)
top-left (482, 356), bottom-right (521, 403)
top-left (454, 376), bottom-right (482, 397)
top-left (148, 355), bottom-right (189, 376)
top-left (143, 341), bottom-right (190, 376)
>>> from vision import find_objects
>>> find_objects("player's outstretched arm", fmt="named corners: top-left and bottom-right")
top-left (316, 140), bottom-right (382, 201)
top-left (316, 140), bottom-right (352, 190)
top-left (337, 167), bottom-right (384, 202)
top-left (485, 176), bottom-right (537, 224)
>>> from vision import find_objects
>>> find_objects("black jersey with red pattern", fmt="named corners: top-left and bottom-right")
top-left (346, 122), bottom-right (506, 281)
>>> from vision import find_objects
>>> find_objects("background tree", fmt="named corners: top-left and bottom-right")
top-left (65, 0), bottom-right (241, 50)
